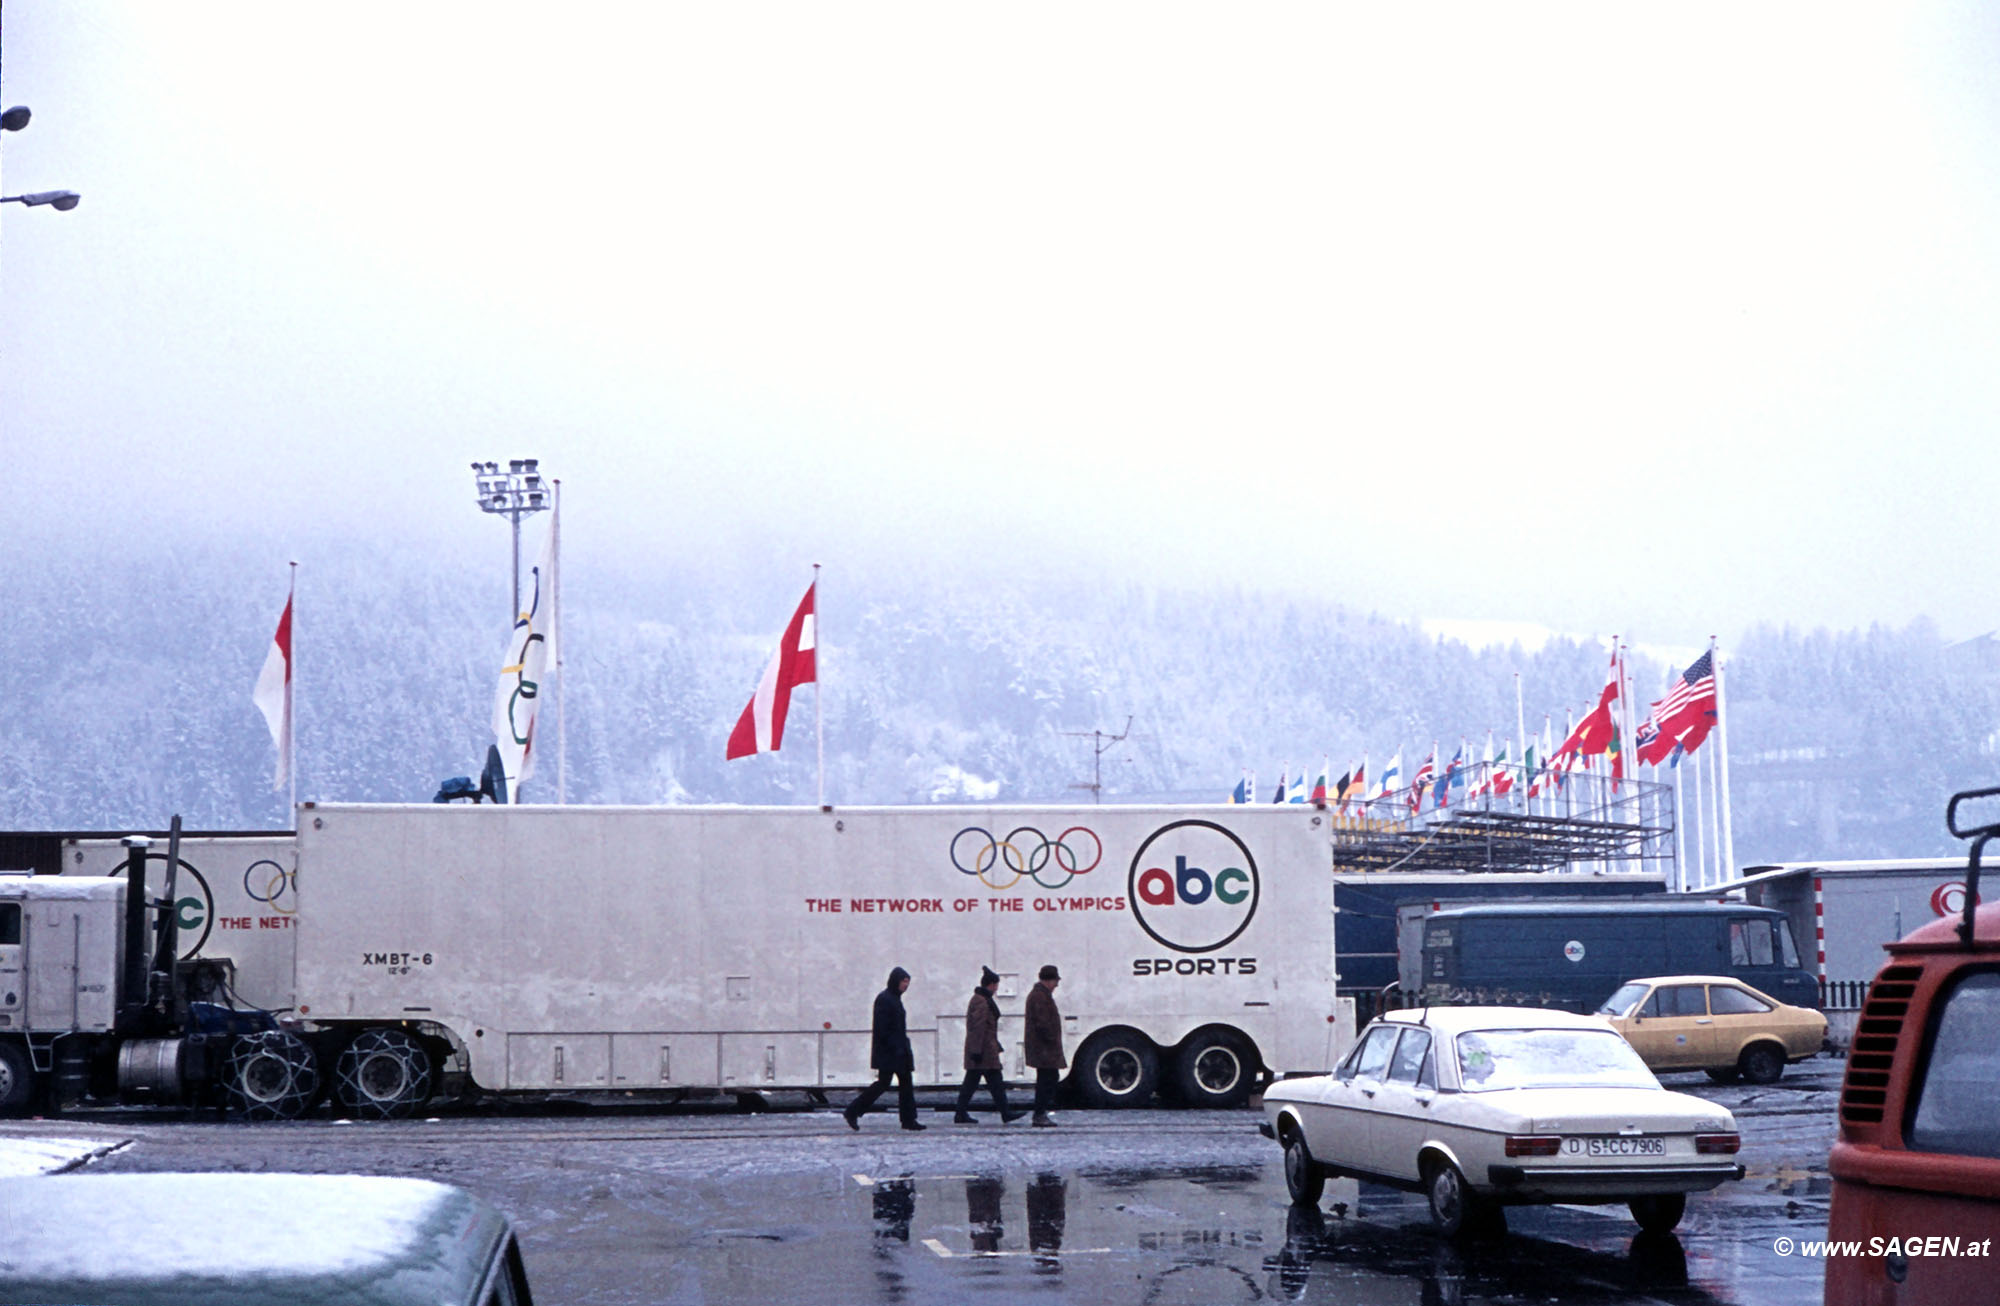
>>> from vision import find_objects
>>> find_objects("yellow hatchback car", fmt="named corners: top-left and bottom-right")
top-left (1596, 975), bottom-right (1826, 1084)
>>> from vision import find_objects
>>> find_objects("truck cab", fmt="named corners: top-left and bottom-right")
top-left (1824, 899), bottom-right (2000, 1303)
top-left (1824, 789), bottom-right (2000, 1305)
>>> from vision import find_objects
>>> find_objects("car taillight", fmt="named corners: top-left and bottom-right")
top-left (1504, 1135), bottom-right (1562, 1157)
top-left (1695, 1133), bottom-right (1741, 1155)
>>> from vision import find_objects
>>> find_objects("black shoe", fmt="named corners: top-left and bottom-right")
top-left (902, 1120), bottom-right (928, 1131)
top-left (953, 1113), bottom-right (979, 1124)
top-left (1002, 1111), bottom-right (1027, 1123)
top-left (842, 1108), bottom-right (860, 1131)
top-left (1032, 1113), bottom-right (1056, 1127)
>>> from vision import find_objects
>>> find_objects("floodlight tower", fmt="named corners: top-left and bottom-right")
top-left (470, 459), bottom-right (550, 619)
top-left (0, 106), bottom-right (81, 212)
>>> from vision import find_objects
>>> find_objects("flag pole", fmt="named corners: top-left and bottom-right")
top-left (553, 481), bottom-right (566, 806)
top-left (1514, 672), bottom-right (1527, 810)
top-left (287, 560), bottom-right (298, 823)
top-left (1713, 636), bottom-right (1736, 883)
top-left (814, 562), bottom-right (824, 809)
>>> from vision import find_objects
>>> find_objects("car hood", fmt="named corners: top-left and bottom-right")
top-left (1459, 1086), bottom-right (1735, 1134)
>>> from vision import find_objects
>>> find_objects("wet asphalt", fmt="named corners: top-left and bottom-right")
top-left (3, 1061), bottom-right (1841, 1305)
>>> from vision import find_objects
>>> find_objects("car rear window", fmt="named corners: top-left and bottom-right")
top-left (1454, 1028), bottom-right (1658, 1092)
top-left (1708, 985), bottom-right (1772, 1015)
top-left (1909, 970), bottom-right (2000, 1160)
top-left (0, 904), bottom-right (17, 946)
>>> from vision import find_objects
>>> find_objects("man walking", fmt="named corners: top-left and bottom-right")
top-left (955, 966), bottom-right (1025, 1124)
top-left (844, 966), bottom-right (925, 1131)
top-left (1024, 963), bottom-right (1066, 1127)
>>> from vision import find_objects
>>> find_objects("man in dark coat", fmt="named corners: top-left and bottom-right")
top-left (954, 966), bottom-right (1025, 1124)
top-left (1024, 963), bottom-right (1066, 1126)
top-left (844, 966), bottom-right (925, 1131)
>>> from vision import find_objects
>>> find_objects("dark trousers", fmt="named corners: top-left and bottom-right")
top-left (851, 1068), bottom-right (917, 1124)
top-left (1032, 1067), bottom-right (1060, 1115)
top-left (955, 1067), bottom-right (1012, 1115)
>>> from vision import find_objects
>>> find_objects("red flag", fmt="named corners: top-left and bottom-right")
top-left (726, 582), bottom-right (817, 760)
top-left (1555, 647), bottom-right (1621, 761)
top-left (251, 583), bottom-right (294, 791)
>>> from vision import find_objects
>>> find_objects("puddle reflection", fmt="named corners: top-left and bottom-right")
top-left (1266, 1203), bottom-right (1713, 1305)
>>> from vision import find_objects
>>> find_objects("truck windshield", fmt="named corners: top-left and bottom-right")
top-left (1454, 1028), bottom-right (1659, 1092)
top-left (1598, 983), bottom-right (1647, 1016)
top-left (1909, 970), bottom-right (2000, 1160)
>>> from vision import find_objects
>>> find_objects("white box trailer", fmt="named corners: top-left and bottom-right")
top-left (291, 802), bottom-right (1348, 1117)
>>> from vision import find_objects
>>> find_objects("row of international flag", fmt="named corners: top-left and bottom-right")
top-left (1227, 640), bottom-right (1722, 810)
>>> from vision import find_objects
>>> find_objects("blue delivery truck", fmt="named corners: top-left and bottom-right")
top-left (1417, 900), bottom-right (1819, 1013)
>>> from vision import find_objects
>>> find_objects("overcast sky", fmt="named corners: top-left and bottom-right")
top-left (6, 4), bottom-right (1999, 648)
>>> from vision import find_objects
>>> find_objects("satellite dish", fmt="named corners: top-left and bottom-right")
top-left (479, 745), bottom-right (510, 805)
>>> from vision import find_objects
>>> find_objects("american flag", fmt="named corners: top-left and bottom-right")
top-left (1637, 650), bottom-right (1717, 765)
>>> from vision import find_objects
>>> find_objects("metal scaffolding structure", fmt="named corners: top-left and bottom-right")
top-left (1325, 766), bottom-right (1676, 878)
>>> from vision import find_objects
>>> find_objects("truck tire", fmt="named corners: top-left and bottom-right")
top-left (1075, 1031), bottom-right (1159, 1108)
top-left (333, 1028), bottom-right (435, 1120)
top-left (1173, 1030), bottom-right (1254, 1108)
top-left (226, 1031), bottom-right (320, 1121)
top-left (0, 1041), bottom-right (35, 1117)
top-left (1739, 1043), bottom-right (1785, 1085)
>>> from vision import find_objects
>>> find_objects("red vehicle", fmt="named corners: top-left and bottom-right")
top-left (1824, 788), bottom-right (2000, 1306)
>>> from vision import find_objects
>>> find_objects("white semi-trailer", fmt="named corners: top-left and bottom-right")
top-left (288, 802), bottom-right (1345, 1118)
top-left (3, 803), bottom-right (1350, 1120)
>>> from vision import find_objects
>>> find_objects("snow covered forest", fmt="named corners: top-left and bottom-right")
top-left (5, 528), bottom-right (1996, 870)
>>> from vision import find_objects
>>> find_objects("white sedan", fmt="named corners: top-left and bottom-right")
top-left (1262, 1006), bottom-right (1743, 1236)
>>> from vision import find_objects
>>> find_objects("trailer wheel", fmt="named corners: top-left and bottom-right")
top-left (0, 1041), bottom-right (36, 1118)
top-left (1075, 1031), bottom-right (1159, 1108)
top-left (333, 1028), bottom-right (435, 1120)
top-left (1173, 1030), bottom-right (1254, 1108)
top-left (226, 1031), bottom-right (320, 1121)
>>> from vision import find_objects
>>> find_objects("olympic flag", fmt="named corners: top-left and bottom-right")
top-left (726, 579), bottom-right (817, 762)
top-left (251, 572), bottom-right (294, 795)
top-left (492, 515), bottom-right (558, 797)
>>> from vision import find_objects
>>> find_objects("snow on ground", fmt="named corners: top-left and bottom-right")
top-left (0, 1135), bottom-right (127, 1177)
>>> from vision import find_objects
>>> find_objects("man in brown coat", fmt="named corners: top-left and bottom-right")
top-left (954, 966), bottom-right (1025, 1124)
top-left (1024, 963), bottom-right (1066, 1127)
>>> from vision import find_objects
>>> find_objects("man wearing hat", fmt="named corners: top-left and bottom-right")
top-left (954, 966), bottom-right (1025, 1124)
top-left (1024, 963), bottom-right (1066, 1127)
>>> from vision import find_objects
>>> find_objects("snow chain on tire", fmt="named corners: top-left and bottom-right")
top-left (334, 1027), bottom-right (434, 1120)
top-left (226, 1030), bottom-right (319, 1121)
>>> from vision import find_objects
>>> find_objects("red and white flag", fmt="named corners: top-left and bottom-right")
top-left (726, 581), bottom-right (817, 760)
top-left (251, 582), bottom-right (294, 791)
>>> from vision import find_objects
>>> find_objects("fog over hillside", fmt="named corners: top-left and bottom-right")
top-left (5, 528), bottom-right (1992, 872)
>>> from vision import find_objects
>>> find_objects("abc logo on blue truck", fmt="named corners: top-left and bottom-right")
top-left (1127, 819), bottom-right (1260, 953)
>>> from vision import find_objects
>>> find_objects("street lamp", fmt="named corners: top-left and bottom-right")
top-left (0, 190), bottom-right (80, 211)
top-left (471, 459), bottom-right (550, 619)
top-left (0, 106), bottom-right (81, 213)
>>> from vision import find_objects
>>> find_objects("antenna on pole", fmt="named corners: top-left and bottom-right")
top-left (1062, 716), bottom-right (1134, 804)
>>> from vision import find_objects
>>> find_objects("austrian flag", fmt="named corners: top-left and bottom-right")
top-left (250, 583), bottom-right (294, 792)
top-left (726, 582), bottom-right (818, 760)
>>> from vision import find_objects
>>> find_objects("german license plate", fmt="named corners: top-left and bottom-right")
top-left (1582, 1136), bottom-right (1664, 1157)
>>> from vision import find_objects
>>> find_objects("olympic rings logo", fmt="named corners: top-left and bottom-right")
top-left (950, 826), bottom-right (1103, 891)
top-left (244, 858), bottom-right (297, 916)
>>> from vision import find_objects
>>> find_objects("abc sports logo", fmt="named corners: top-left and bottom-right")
top-left (1126, 819), bottom-right (1259, 954)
